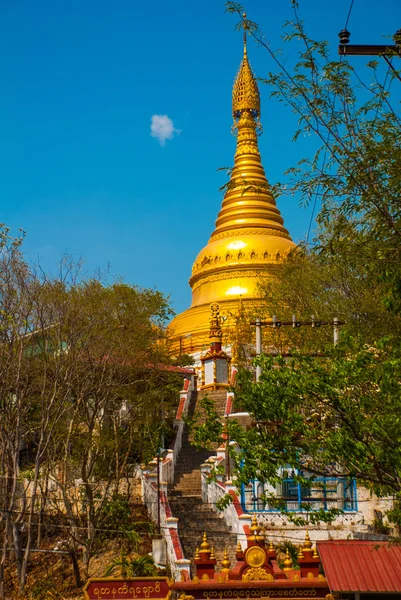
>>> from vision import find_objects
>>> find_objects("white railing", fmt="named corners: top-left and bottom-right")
top-left (140, 374), bottom-right (195, 579)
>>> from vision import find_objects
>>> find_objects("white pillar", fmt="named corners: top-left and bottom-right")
top-left (333, 317), bottom-right (340, 345)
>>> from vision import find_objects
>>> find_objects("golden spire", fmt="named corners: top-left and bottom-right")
top-left (209, 25), bottom-right (290, 242)
top-left (298, 546), bottom-right (304, 560)
top-left (268, 540), bottom-right (275, 553)
top-left (312, 545), bottom-right (319, 559)
top-left (210, 547), bottom-right (216, 560)
top-left (194, 547), bottom-right (200, 560)
top-left (236, 541), bottom-right (242, 553)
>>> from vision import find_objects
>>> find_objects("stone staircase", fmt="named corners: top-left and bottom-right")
top-left (168, 495), bottom-right (238, 568)
top-left (169, 389), bottom-right (237, 569)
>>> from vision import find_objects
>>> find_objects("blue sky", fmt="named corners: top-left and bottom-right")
top-left (1, 0), bottom-right (399, 315)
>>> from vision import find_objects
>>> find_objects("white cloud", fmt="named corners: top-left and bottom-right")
top-left (150, 114), bottom-right (180, 146)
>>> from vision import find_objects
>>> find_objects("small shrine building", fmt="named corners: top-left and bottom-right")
top-left (172, 519), bottom-right (333, 600)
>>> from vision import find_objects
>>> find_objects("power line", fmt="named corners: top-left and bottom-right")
top-left (344, 0), bottom-right (355, 31)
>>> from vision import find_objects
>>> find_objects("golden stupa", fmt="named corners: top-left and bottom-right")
top-left (169, 21), bottom-right (296, 354)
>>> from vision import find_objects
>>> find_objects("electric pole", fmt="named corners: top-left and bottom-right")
top-left (338, 28), bottom-right (401, 81)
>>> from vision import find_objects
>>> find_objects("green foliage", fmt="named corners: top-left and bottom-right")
top-left (372, 518), bottom-right (391, 536)
top-left (105, 554), bottom-right (158, 578)
top-left (98, 495), bottom-right (150, 550)
top-left (213, 2), bottom-right (401, 532)
top-left (171, 353), bottom-right (195, 367)
top-left (0, 227), bottom-right (180, 594)
top-left (276, 541), bottom-right (300, 570)
top-left (216, 492), bottom-right (234, 511)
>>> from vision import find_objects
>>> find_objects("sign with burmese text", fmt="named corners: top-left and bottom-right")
top-left (83, 577), bottom-right (171, 600)
top-left (186, 589), bottom-right (330, 599)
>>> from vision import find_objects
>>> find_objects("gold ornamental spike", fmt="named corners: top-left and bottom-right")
top-left (194, 547), bottom-right (200, 560)
top-left (200, 532), bottom-right (211, 552)
top-left (232, 27), bottom-right (260, 119)
top-left (237, 541), bottom-right (242, 553)
top-left (313, 545), bottom-right (319, 559)
top-left (210, 547), bottom-right (216, 560)
top-left (283, 548), bottom-right (293, 571)
top-left (221, 548), bottom-right (231, 570)
top-left (304, 531), bottom-right (312, 550)
top-left (268, 540), bottom-right (275, 553)
top-left (298, 546), bottom-right (304, 559)
top-left (250, 514), bottom-right (259, 536)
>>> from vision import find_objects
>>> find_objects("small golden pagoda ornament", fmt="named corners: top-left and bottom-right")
top-left (304, 531), bottom-right (312, 550)
top-left (250, 514), bottom-right (260, 537)
top-left (200, 532), bottom-right (211, 554)
top-left (283, 548), bottom-right (293, 571)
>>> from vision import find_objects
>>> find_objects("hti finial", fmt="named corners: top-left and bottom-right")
top-left (242, 12), bottom-right (248, 53)
top-left (232, 13), bottom-right (261, 122)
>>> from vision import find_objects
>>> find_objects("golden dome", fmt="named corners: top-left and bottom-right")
top-left (169, 32), bottom-right (296, 354)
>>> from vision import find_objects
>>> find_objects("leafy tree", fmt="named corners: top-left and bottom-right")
top-left (0, 230), bottom-right (180, 596)
top-left (193, 4), bottom-right (401, 530)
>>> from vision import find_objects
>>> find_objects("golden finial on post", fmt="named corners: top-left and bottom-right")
top-left (250, 514), bottom-right (260, 537)
top-left (221, 548), bottom-right (231, 570)
top-left (210, 547), bottom-right (216, 560)
top-left (283, 548), bottom-right (293, 571)
top-left (304, 530), bottom-right (312, 550)
top-left (236, 541), bottom-right (242, 553)
top-left (200, 531), bottom-right (211, 553)
top-left (194, 547), bottom-right (200, 560)
top-left (313, 544), bottom-right (319, 559)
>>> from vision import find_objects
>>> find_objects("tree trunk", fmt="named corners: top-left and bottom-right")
top-left (68, 547), bottom-right (83, 589)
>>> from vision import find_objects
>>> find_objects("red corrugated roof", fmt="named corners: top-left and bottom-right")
top-left (318, 540), bottom-right (401, 593)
